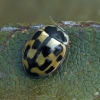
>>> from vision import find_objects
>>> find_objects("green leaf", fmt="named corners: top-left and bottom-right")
top-left (0, 23), bottom-right (100, 100)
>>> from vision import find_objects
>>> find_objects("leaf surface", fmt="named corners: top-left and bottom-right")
top-left (0, 24), bottom-right (100, 100)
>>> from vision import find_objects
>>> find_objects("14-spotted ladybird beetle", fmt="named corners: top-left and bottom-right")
top-left (22, 17), bottom-right (69, 78)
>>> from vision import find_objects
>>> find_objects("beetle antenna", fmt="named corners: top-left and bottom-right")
top-left (49, 16), bottom-right (57, 26)
top-left (49, 16), bottom-right (65, 32)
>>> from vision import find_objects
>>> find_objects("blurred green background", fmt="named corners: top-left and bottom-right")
top-left (0, 0), bottom-right (100, 24)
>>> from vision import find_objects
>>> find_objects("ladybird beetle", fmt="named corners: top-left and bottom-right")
top-left (22, 17), bottom-right (69, 78)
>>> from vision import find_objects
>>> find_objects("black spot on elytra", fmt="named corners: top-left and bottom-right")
top-left (24, 57), bottom-right (40, 78)
top-left (53, 44), bottom-right (63, 56)
top-left (39, 59), bottom-right (52, 71)
top-left (27, 58), bottom-right (38, 70)
top-left (42, 46), bottom-right (51, 57)
top-left (25, 67), bottom-right (40, 77)
top-left (24, 45), bottom-right (30, 59)
top-left (44, 26), bottom-right (67, 43)
top-left (56, 55), bottom-right (63, 62)
top-left (32, 39), bottom-right (41, 49)
top-left (45, 66), bottom-right (54, 73)
top-left (30, 72), bottom-right (39, 77)
top-left (32, 31), bottom-right (41, 40)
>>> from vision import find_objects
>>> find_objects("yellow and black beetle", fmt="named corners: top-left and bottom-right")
top-left (22, 17), bottom-right (69, 78)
